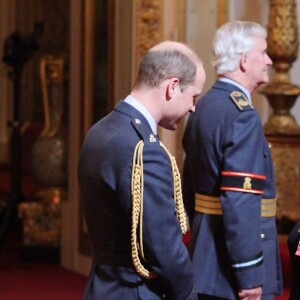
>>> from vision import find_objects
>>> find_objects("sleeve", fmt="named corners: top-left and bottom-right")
top-left (139, 143), bottom-right (196, 300)
top-left (221, 110), bottom-right (266, 289)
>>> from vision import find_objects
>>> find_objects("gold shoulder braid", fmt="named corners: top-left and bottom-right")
top-left (131, 140), bottom-right (187, 279)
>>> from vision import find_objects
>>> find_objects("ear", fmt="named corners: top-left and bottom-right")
top-left (166, 78), bottom-right (180, 100)
top-left (240, 54), bottom-right (247, 72)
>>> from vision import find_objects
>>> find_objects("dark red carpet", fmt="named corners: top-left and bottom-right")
top-left (0, 262), bottom-right (87, 299)
top-left (0, 223), bottom-right (87, 300)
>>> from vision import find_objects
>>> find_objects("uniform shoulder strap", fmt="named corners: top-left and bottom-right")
top-left (230, 90), bottom-right (253, 111)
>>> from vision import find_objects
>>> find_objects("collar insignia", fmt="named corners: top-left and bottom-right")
top-left (149, 134), bottom-right (157, 143)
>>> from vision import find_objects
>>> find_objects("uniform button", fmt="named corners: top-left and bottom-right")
top-left (261, 233), bottom-right (265, 239)
top-left (162, 293), bottom-right (167, 298)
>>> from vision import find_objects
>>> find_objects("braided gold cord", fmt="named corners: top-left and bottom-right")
top-left (131, 141), bottom-right (156, 279)
top-left (131, 140), bottom-right (187, 279)
top-left (160, 142), bottom-right (187, 234)
top-left (137, 142), bottom-right (145, 260)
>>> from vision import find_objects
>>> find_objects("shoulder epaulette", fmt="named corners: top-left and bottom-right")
top-left (230, 91), bottom-right (253, 111)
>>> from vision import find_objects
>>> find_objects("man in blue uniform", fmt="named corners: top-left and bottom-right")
top-left (183, 21), bottom-right (282, 299)
top-left (78, 41), bottom-right (206, 299)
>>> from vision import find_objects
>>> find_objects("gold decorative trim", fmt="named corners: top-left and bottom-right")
top-left (131, 0), bottom-right (163, 85)
top-left (268, 135), bottom-right (300, 224)
top-left (261, 0), bottom-right (300, 133)
top-left (40, 55), bottom-right (64, 138)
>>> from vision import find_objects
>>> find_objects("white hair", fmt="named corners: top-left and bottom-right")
top-left (212, 20), bottom-right (267, 75)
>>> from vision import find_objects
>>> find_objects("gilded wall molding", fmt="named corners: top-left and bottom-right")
top-left (131, 0), bottom-right (163, 85)
top-left (262, 0), bottom-right (300, 231)
top-left (262, 0), bottom-right (300, 133)
top-left (268, 136), bottom-right (300, 224)
top-left (267, 0), bottom-right (298, 66)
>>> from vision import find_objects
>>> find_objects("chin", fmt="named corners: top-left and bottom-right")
top-left (262, 74), bottom-right (270, 83)
top-left (258, 78), bottom-right (269, 86)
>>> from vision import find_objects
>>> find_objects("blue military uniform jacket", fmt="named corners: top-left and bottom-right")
top-left (78, 100), bottom-right (196, 300)
top-left (182, 81), bottom-right (283, 299)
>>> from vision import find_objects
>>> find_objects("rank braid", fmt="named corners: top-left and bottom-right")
top-left (131, 140), bottom-right (187, 279)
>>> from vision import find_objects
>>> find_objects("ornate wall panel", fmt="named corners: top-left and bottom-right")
top-left (131, 0), bottom-right (163, 85)
top-left (261, 0), bottom-right (300, 231)
top-left (268, 135), bottom-right (300, 231)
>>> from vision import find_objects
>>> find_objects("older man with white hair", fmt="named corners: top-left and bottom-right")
top-left (183, 21), bottom-right (283, 300)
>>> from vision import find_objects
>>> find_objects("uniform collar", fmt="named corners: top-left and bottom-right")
top-left (218, 78), bottom-right (252, 104)
top-left (124, 95), bottom-right (157, 135)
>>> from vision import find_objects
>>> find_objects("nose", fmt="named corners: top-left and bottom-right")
top-left (189, 105), bottom-right (196, 113)
top-left (266, 54), bottom-right (273, 65)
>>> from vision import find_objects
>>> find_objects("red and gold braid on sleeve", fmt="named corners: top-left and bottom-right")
top-left (221, 171), bottom-right (266, 194)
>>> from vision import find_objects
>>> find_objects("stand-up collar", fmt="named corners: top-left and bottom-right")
top-left (124, 95), bottom-right (157, 135)
top-left (218, 78), bottom-right (251, 104)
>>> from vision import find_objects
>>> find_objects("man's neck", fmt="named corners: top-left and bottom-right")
top-left (219, 72), bottom-right (255, 94)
